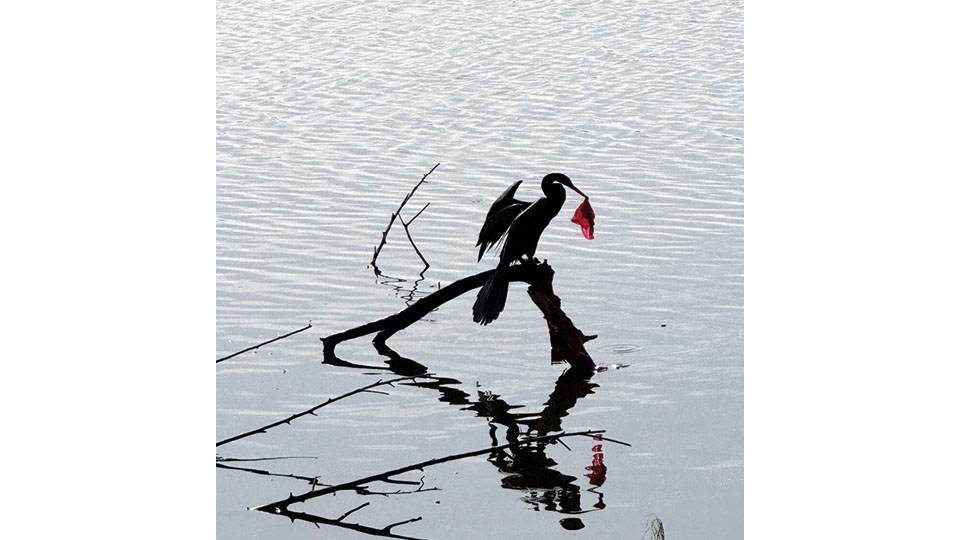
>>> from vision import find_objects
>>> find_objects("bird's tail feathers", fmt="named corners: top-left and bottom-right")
top-left (472, 264), bottom-right (510, 325)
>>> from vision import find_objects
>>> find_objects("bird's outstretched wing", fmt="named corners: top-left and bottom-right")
top-left (476, 180), bottom-right (531, 261)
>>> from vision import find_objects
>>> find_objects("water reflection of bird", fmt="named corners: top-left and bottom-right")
top-left (473, 173), bottom-right (587, 325)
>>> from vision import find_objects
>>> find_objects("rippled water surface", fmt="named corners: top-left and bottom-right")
top-left (218, 0), bottom-right (742, 538)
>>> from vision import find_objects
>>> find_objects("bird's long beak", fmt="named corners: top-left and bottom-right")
top-left (570, 184), bottom-right (587, 199)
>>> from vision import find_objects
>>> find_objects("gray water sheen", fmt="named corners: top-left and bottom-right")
top-left (218, 0), bottom-right (743, 538)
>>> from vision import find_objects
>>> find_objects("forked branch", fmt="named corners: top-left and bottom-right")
top-left (371, 163), bottom-right (440, 275)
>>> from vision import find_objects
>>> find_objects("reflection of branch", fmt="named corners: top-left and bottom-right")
top-left (216, 377), bottom-right (416, 447)
top-left (216, 323), bottom-right (312, 363)
top-left (371, 163), bottom-right (439, 275)
top-left (375, 272), bottom-right (434, 307)
top-left (256, 429), bottom-right (607, 512)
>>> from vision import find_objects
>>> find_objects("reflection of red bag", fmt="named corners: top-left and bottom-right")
top-left (571, 198), bottom-right (595, 240)
top-left (585, 444), bottom-right (606, 486)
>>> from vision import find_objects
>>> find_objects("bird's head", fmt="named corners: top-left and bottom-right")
top-left (542, 173), bottom-right (587, 198)
top-left (542, 173), bottom-right (595, 240)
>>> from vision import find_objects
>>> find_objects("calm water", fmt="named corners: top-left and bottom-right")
top-left (217, 0), bottom-right (742, 538)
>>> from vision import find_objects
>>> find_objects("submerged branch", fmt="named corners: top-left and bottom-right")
top-left (216, 377), bottom-right (416, 447)
top-left (216, 323), bottom-right (312, 363)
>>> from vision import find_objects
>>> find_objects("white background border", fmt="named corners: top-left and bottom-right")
top-left (3, 2), bottom-right (958, 538)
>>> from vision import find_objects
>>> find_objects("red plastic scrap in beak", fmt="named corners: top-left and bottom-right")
top-left (571, 197), bottom-right (595, 240)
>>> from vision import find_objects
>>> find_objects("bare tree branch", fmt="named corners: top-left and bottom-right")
top-left (216, 323), bottom-right (312, 363)
top-left (216, 462), bottom-right (327, 487)
top-left (397, 213), bottom-right (429, 270)
top-left (217, 462), bottom-right (440, 496)
top-left (406, 202), bottom-right (430, 225)
top-left (336, 502), bottom-right (371, 522)
top-left (216, 456), bottom-right (317, 462)
top-left (371, 163), bottom-right (440, 275)
top-left (589, 434), bottom-right (632, 447)
top-left (216, 376), bottom-right (417, 447)
top-left (284, 508), bottom-right (425, 540)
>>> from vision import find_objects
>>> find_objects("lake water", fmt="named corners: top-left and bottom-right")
top-left (217, 0), bottom-right (742, 538)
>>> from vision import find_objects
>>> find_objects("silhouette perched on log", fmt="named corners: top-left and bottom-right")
top-left (321, 261), bottom-right (595, 369)
top-left (473, 173), bottom-right (592, 325)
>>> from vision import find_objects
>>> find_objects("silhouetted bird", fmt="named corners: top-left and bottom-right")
top-left (472, 173), bottom-right (587, 325)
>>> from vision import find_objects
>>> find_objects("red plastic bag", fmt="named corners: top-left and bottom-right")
top-left (571, 198), bottom-right (595, 240)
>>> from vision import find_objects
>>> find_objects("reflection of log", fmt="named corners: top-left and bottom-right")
top-left (323, 261), bottom-right (595, 369)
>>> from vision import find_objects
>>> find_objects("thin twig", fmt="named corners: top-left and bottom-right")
top-left (582, 433), bottom-right (632, 447)
top-left (278, 508), bottom-right (425, 540)
top-left (355, 485), bottom-right (440, 497)
top-left (378, 477), bottom-right (421, 486)
top-left (217, 463), bottom-right (438, 496)
top-left (398, 213), bottom-right (429, 270)
top-left (255, 429), bottom-right (607, 512)
top-left (216, 323), bottom-right (312, 363)
top-left (216, 456), bottom-right (317, 462)
top-left (216, 377), bottom-right (416, 447)
top-left (216, 462), bottom-right (327, 486)
top-left (383, 517), bottom-right (425, 534)
top-left (406, 202), bottom-right (430, 225)
top-left (336, 502), bottom-right (371, 522)
top-left (370, 163), bottom-right (439, 273)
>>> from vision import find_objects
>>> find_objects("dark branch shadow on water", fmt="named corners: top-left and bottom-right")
top-left (309, 260), bottom-right (613, 529)
top-left (227, 260), bottom-right (635, 538)
top-left (254, 430), bottom-right (610, 539)
top-left (395, 351), bottom-right (605, 516)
